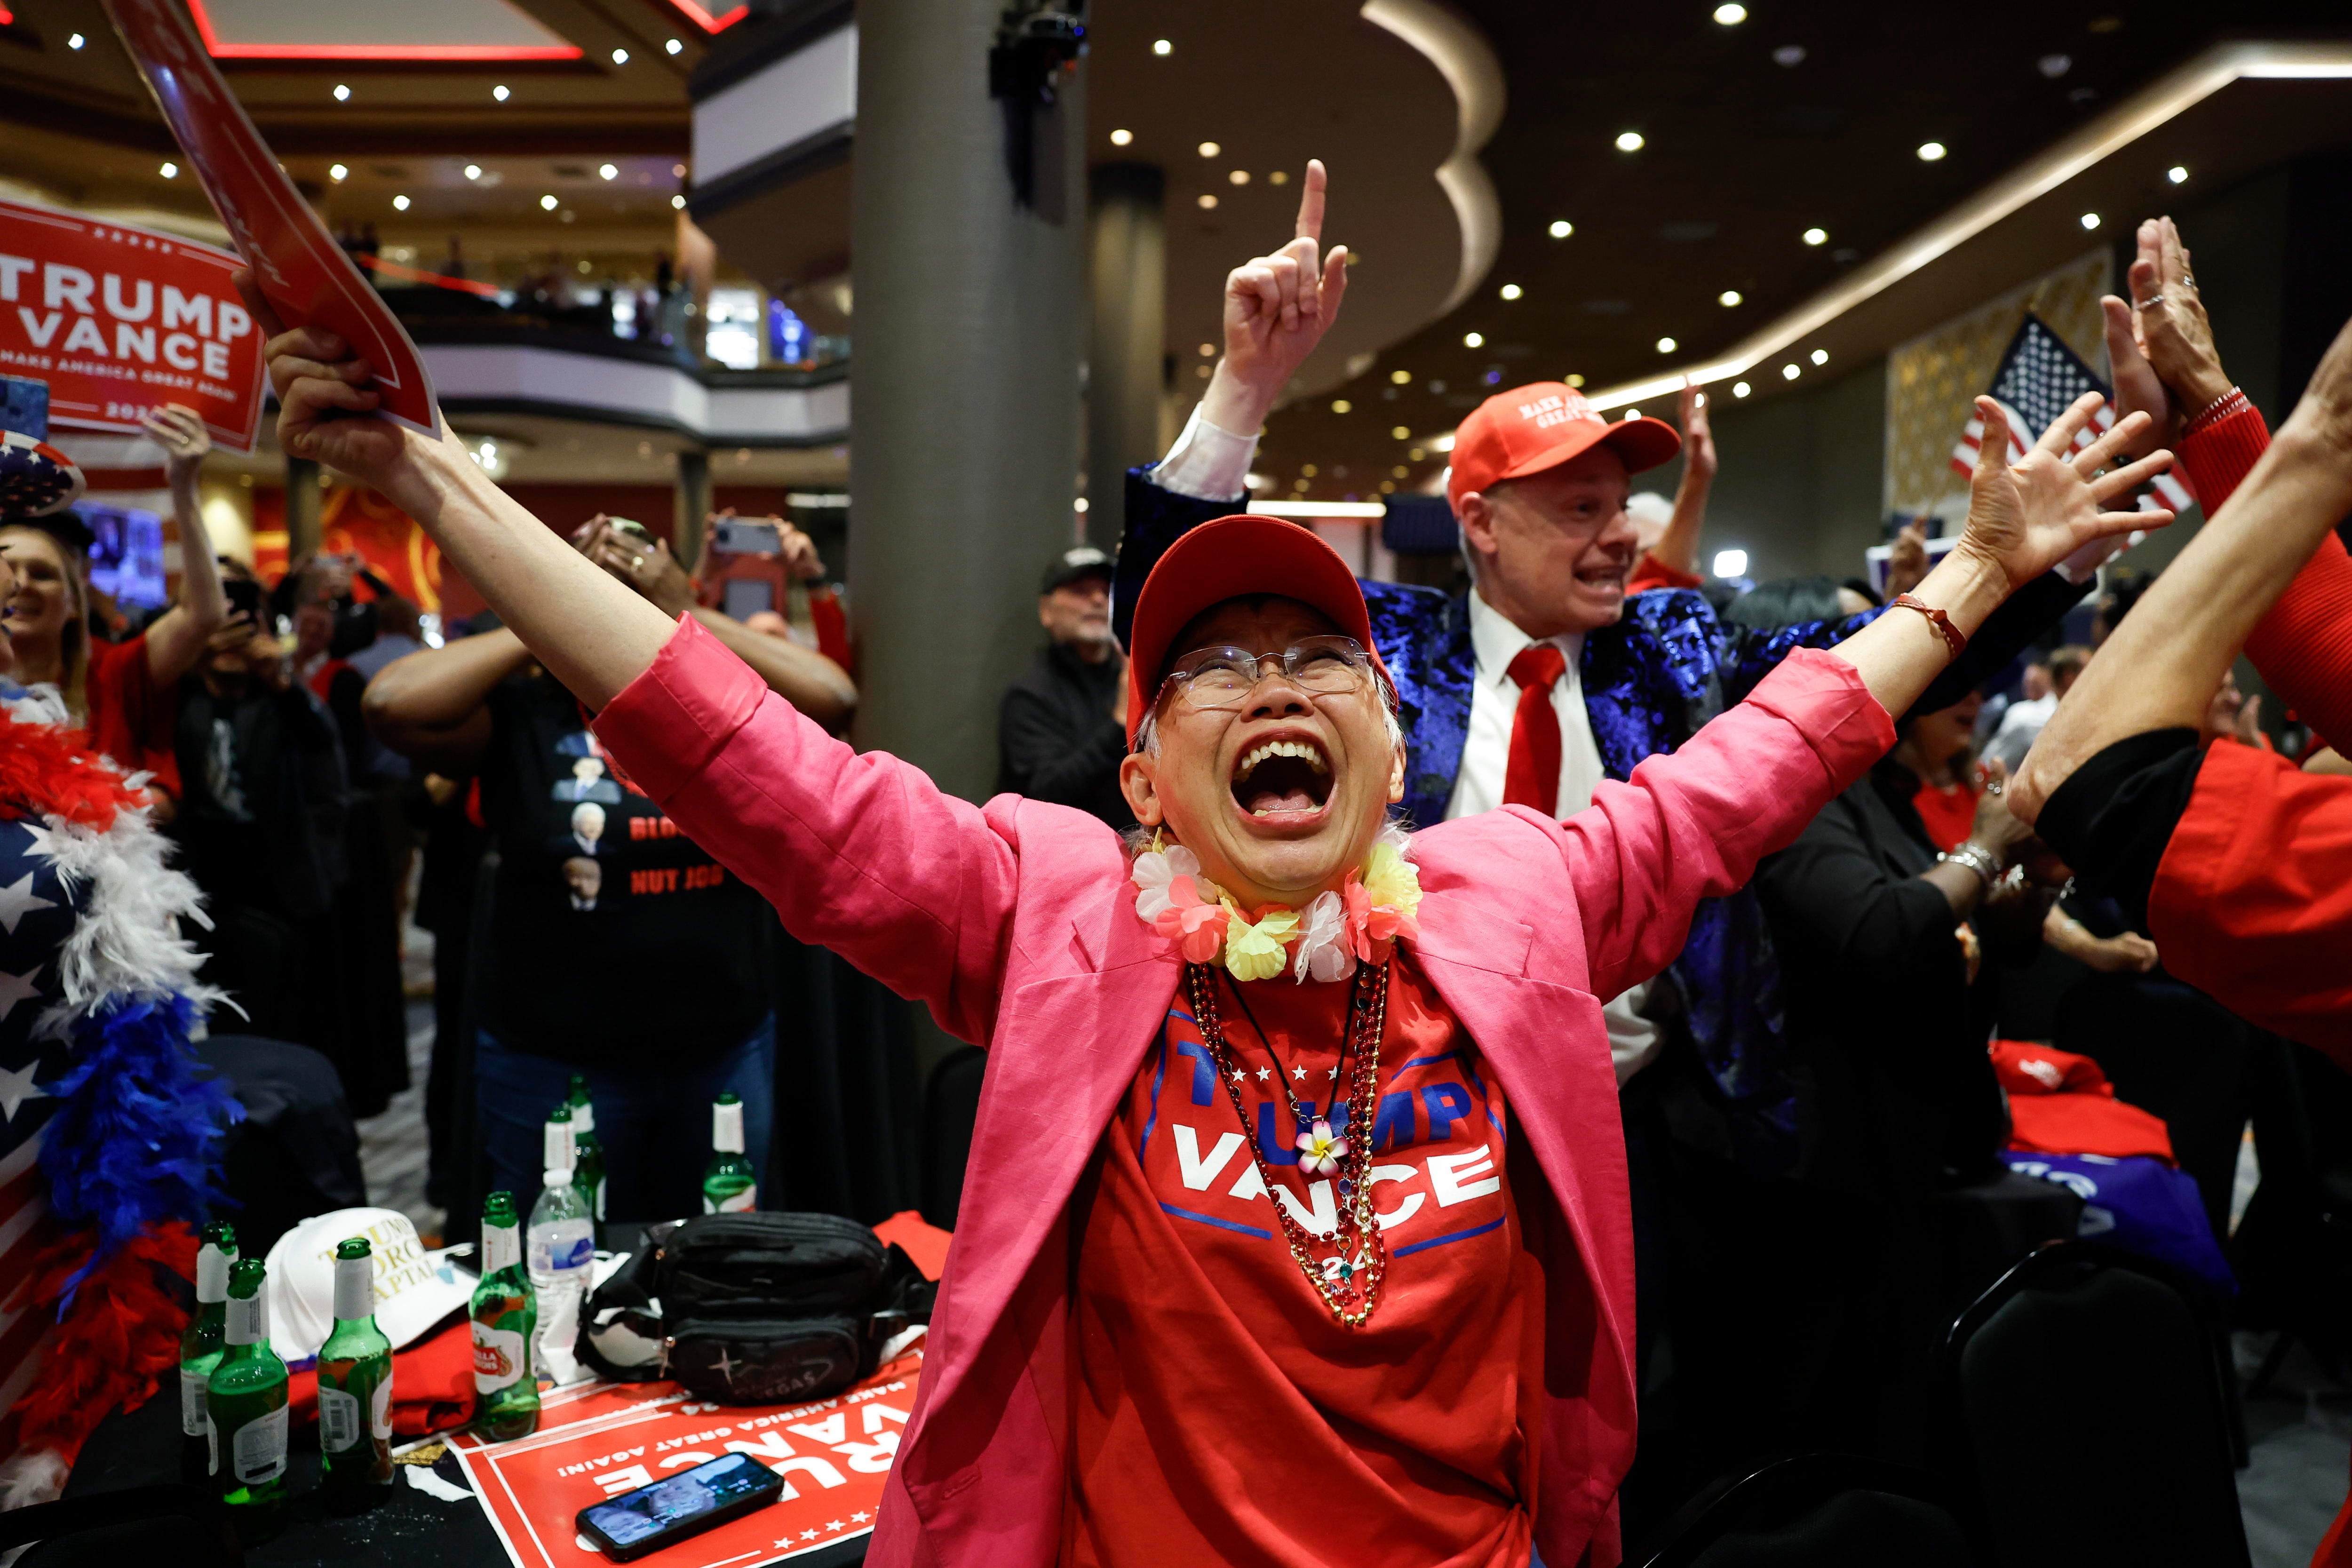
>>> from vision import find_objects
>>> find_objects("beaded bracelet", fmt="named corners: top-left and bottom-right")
top-left (1889, 593), bottom-right (1967, 659)
top-left (1939, 842), bottom-right (2002, 887)
top-left (2183, 385), bottom-right (2250, 438)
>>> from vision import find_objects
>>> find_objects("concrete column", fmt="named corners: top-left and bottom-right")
top-left (1085, 163), bottom-right (1167, 551)
top-left (284, 455), bottom-right (322, 561)
top-left (848, 0), bottom-right (1087, 802)
top-left (675, 449), bottom-right (712, 564)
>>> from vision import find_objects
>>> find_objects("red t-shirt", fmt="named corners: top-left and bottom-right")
top-left (1060, 956), bottom-right (1542, 1568)
top-left (1912, 777), bottom-right (1979, 853)
top-left (84, 632), bottom-right (181, 797)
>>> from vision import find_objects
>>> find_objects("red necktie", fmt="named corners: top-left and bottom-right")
top-left (1503, 644), bottom-right (1568, 812)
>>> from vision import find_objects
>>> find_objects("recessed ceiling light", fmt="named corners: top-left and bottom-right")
top-left (1110, 128), bottom-right (1133, 146)
top-left (1152, 38), bottom-right (1172, 56)
top-left (1333, 399), bottom-right (1352, 413)
top-left (2080, 211), bottom-right (2101, 230)
top-left (1713, 549), bottom-right (1748, 577)
top-left (600, 163), bottom-right (619, 181)
top-left (1549, 220), bottom-right (1573, 239)
top-left (1565, 374), bottom-right (1584, 388)
top-left (1624, 409), bottom-right (1641, 422)
top-left (1197, 193), bottom-right (1218, 209)
top-left (1197, 342), bottom-right (1216, 357)
top-left (159, 162), bottom-right (178, 179)
top-left (1782, 363), bottom-right (1801, 380)
top-left (1917, 141), bottom-right (1947, 161)
top-left (392, 194), bottom-right (410, 211)
top-left (1463, 331), bottom-right (1484, 348)
top-left (329, 164), bottom-right (349, 182)
top-left (1268, 170), bottom-right (1288, 185)
top-left (1499, 283), bottom-right (1522, 301)
top-left (1615, 131), bottom-right (1645, 152)
top-left (1391, 426), bottom-right (1410, 440)
top-left (2039, 53), bottom-right (2072, 78)
top-left (1719, 289), bottom-right (1742, 307)
top-left (671, 194), bottom-right (685, 209)
top-left (333, 84), bottom-right (351, 102)
top-left (540, 194), bottom-right (558, 210)
top-left (1810, 348), bottom-right (1828, 365)
top-left (1656, 336), bottom-right (1677, 353)
top-left (493, 85), bottom-right (510, 102)
top-left (665, 37), bottom-right (683, 55)
top-left (1713, 3), bottom-right (1747, 22)
top-left (1198, 141), bottom-right (1220, 158)
top-left (611, 48), bottom-right (629, 65)
top-left (673, 163), bottom-right (687, 177)
top-left (464, 163), bottom-right (482, 180)
top-left (1802, 227), bottom-right (1828, 245)
top-left (1229, 169), bottom-right (1249, 185)
top-left (2168, 165), bottom-right (2189, 184)
top-left (67, 32), bottom-right (86, 48)
top-left (1390, 369), bottom-right (1411, 384)
top-left (1733, 381), bottom-right (1752, 398)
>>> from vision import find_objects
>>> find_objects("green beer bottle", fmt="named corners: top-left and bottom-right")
top-left (701, 1091), bottom-right (756, 1214)
top-left (470, 1190), bottom-right (540, 1441)
top-left (567, 1075), bottom-right (607, 1223)
top-left (318, 1236), bottom-right (396, 1502)
top-left (207, 1256), bottom-right (289, 1524)
top-left (178, 1220), bottom-right (237, 1483)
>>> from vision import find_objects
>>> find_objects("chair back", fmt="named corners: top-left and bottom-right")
top-left (1637, 1453), bottom-right (1974, 1568)
top-left (1941, 1241), bottom-right (2249, 1568)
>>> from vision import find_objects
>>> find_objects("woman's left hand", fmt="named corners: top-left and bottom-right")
top-left (591, 530), bottom-right (697, 619)
top-left (1955, 392), bottom-right (2177, 594)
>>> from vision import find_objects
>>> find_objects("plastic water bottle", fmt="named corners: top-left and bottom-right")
top-left (525, 1111), bottom-right (593, 1383)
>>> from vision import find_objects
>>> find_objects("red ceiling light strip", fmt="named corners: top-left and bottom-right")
top-left (666, 0), bottom-right (748, 33)
top-left (357, 253), bottom-right (503, 299)
top-left (184, 0), bottom-right (584, 60)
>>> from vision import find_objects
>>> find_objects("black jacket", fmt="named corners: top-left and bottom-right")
top-left (996, 641), bottom-right (1132, 830)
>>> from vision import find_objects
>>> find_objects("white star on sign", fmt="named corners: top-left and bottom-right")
top-left (851, 1512), bottom-right (871, 1523)
top-left (0, 1058), bottom-right (48, 1122)
top-left (1254, 1067), bottom-right (1270, 1081)
top-left (802, 1529), bottom-right (819, 1540)
top-left (826, 1520), bottom-right (845, 1531)
top-left (1291, 1066), bottom-right (1306, 1080)
top-left (0, 965), bottom-right (41, 1024)
top-left (0, 873), bottom-right (56, 937)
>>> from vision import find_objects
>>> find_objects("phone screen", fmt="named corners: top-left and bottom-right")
top-left (224, 578), bottom-right (264, 621)
top-left (715, 519), bottom-right (782, 556)
top-left (578, 1452), bottom-right (780, 1556)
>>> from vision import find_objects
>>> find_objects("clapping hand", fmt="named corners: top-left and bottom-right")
top-left (1955, 393), bottom-right (2176, 595)
top-left (1200, 160), bottom-right (1351, 434)
top-left (140, 404), bottom-right (211, 485)
top-left (2100, 218), bottom-right (2231, 458)
top-left (1678, 380), bottom-right (1717, 484)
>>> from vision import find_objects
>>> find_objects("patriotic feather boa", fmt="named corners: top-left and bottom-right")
top-left (0, 687), bottom-right (233, 1509)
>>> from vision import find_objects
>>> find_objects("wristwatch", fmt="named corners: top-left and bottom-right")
top-left (1938, 842), bottom-right (2002, 887)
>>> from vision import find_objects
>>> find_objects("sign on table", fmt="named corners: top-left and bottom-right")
top-left (0, 200), bottom-right (264, 451)
top-left (446, 1352), bottom-right (920, 1568)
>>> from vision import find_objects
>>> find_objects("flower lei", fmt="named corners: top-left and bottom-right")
top-left (1131, 823), bottom-right (1422, 983)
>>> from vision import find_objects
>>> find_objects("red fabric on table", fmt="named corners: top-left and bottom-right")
top-left (2176, 405), bottom-right (2352, 754)
top-left (2150, 741), bottom-right (2352, 1065)
top-left (83, 634), bottom-right (181, 798)
top-left (1627, 552), bottom-right (1703, 595)
top-left (1989, 1040), bottom-right (2175, 1163)
top-left (1060, 958), bottom-right (1539, 1568)
top-left (870, 1210), bottom-right (951, 1281)
top-left (286, 1317), bottom-right (477, 1437)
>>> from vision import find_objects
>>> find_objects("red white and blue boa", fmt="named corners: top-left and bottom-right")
top-left (0, 685), bottom-right (233, 1508)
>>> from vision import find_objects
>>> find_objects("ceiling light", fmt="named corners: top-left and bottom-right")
top-left (392, 194), bottom-right (410, 211)
top-left (494, 85), bottom-right (510, 102)
top-left (1110, 128), bottom-right (1133, 146)
top-left (1391, 465), bottom-right (1408, 478)
top-left (1549, 219), bottom-right (1573, 239)
top-left (1391, 426), bottom-right (1410, 440)
top-left (1782, 363), bottom-right (1801, 380)
top-left (1565, 374), bottom-right (1584, 388)
top-left (2080, 211), bottom-right (2101, 230)
top-left (2039, 53), bottom-right (2072, 78)
top-left (1333, 399), bottom-right (1352, 414)
top-left (1615, 131), bottom-right (1645, 152)
top-left (671, 194), bottom-right (686, 209)
top-left (1917, 141), bottom-right (1947, 161)
top-left (1713, 549), bottom-right (1748, 577)
top-left (1499, 283), bottom-right (1522, 300)
top-left (1656, 336), bottom-right (1677, 353)
top-left (68, 32), bottom-right (85, 48)
top-left (673, 163), bottom-right (687, 177)
top-left (541, 194), bottom-right (558, 210)
top-left (159, 162), bottom-right (178, 179)
top-left (1463, 331), bottom-right (1484, 348)
top-left (1228, 169), bottom-right (1249, 185)
top-left (1198, 141), bottom-right (1220, 158)
top-left (1811, 348), bottom-right (1828, 365)
top-left (465, 163), bottom-right (485, 181)
top-left (1197, 193), bottom-right (1218, 209)
top-left (1390, 369), bottom-right (1411, 384)
top-left (1152, 38), bottom-right (1172, 56)
top-left (329, 164), bottom-right (348, 182)
top-left (599, 163), bottom-right (619, 181)
top-left (1197, 342), bottom-right (1215, 357)
top-left (1301, 464), bottom-right (1318, 477)
top-left (1773, 45), bottom-right (1805, 66)
top-left (1624, 409), bottom-right (1641, 422)
top-left (666, 37), bottom-right (683, 54)
top-left (1719, 289), bottom-right (1742, 307)
top-left (611, 48), bottom-right (629, 64)
top-left (333, 84), bottom-right (351, 102)
top-left (1733, 381), bottom-right (1752, 398)
top-left (1802, 227), bottom-right (1828, 246)
top-left (2168, 165), bottom-right (2189, 184)
top-left (1714, 3), bottom-right (1748, 21)
top-left (1268, 170), bottom-right (1288, 185)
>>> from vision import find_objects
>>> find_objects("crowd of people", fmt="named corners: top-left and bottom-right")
top-left (14, 155), bottom-right (2352, 1562)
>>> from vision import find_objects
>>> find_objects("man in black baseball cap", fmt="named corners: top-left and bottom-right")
top-left (997, 545), bottom-right (1131, 828)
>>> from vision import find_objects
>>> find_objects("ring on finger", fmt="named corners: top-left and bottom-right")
top-left (632, 554), bottom-right (646, 568)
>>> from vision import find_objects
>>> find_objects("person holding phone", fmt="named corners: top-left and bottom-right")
top-left (361, 517), bottom-right (857, 1218)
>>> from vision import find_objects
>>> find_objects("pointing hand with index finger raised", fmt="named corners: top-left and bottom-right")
top-left (1200, 159), bottom-right (1352, 436)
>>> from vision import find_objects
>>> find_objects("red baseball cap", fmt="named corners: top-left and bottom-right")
top-left (1124, 514), bottom-right (1385, 748)
top-left (1446, 382), bottom-right (1681, 511)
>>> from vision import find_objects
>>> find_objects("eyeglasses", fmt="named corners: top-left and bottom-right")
top-left (1158, 636), bottom-right (1378, 711)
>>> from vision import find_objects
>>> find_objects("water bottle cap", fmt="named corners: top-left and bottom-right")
top-left (545, 1167), bottom-right (571, 1188)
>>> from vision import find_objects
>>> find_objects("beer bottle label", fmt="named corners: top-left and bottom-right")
top-left (706, 1184), bottom-right (757, 1215)
top-left (226, 1290), bottom-right (267, 1345)
top-left (474, 1319), bottom-right (529, 1393)
top-left (232, 1404), bottom-right (289, 1485)
top-left (371, 1367), bottom-right (396, 1440)
top-left (319, 1385), bottom-right (362, 1453)
top-left (180, 1367), bottom-right (210, 1437)
top-left (207, 1416), bottom-right (218, 1476)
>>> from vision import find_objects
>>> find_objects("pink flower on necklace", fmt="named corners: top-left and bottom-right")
top-left (1295, 1118), bottom-right (1349, 1177)
top-left (1154, 876), bottom-right (1228, 964)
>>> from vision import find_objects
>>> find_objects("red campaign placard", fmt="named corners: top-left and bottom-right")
top-left (100, 0), bottom-right (440, 438)
top-left (0, 199), bottom-right (265, 451)
top-left (446, 1352), bottom-right (921, 1568)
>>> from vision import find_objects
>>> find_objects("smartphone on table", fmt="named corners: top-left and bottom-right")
top-left (575, 1452), bottom-right (783, 1561)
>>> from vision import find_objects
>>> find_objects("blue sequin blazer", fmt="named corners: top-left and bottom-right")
top-left (1116, 471), bottom-right (2089, 1168)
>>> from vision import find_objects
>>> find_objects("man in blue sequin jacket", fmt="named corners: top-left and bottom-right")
top-left (1112, 164), bottom-right (2091, 1170)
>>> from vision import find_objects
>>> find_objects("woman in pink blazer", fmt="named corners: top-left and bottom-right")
top-left (250, 276), bottom-right (2170, 1566)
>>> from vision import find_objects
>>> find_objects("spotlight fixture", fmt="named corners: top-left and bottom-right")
top-left (1463, 331), bottom-right (1484, 348)
top-left (1153, 38), bottom-right (1172, 55)
top-left (1782, 363), bottom-right (1801, 380)
top-left (1499, 283), bottom-right (1522, 301)
top-left (1565, 374), bottom-right (1584, 388)
top-left (1656, 336), bottom-right (1677, 354)
top-left (1390, 370), bottom-right (1412, 385)
top-left (1802, 227), bottom-right (1828, 246)
top-left (1733, 381), bottom-right (1752, 398)
top-left (68, 32), bottom-right (86, 48)
top-left (1719, 290), bottom-right (1742, 307)
top-left (1713, 549), bottom-right (1749, 577)
top-left (2081, 212), bottom-right (2101, 230)
top-left (1333, 399), bottom-right (1352, 414)
top-left (671, 194), bottom-right (686, 209)
top-left (540, 194), bottom-right (558, 210)
top-left (329, 164), bottom-right (349, 182)
top-left (1198, 141), bottom-right (1220, 158)
top-left (1229, 169), bottom-right (1249, 185)
top-left (1811, 349), bottom-right (1828, 365)
top-left (599, 163), bottom-right (619, 181)
top-left (159, 162), bottom-right (178, 179)
top-left (1615, 131), bottom-right (1645, 152)
top-left (392, 194), bottom-right (410, 211)
top-left (611, 48), bottom-right (628, 65)
top-left (1917, 142), bottom-right (1947, 161)
top-left (1624, 410), bottom-right (1641, 422)
top-left (1110, 128), bottom-right (1133, 146)
top-left (1713, 3), bottom-right (1747, 22)
top-left (494, 85), bottom-right (511, 102)
top-left (464, 163), bottom-right (482, 180)
top-left (1197, 193), bottom-right (1218, 209)
top-left (1772, 45), bottom-right (1805, 66)
top-left (666, 38), bottom-right (683, 54)
top-left (1549, 220), bottom-right (1573, 239)
top-left (1268, 170), bottom-right (1289, 185)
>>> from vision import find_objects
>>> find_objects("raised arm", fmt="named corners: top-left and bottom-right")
top-left (1642, 381), bottom-right (1716, 581)
top-left (362, 626), bottom-right (530, 774)
top-left (136, 405), bottom-right (229, 686)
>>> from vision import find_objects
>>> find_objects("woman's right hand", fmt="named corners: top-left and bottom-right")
top-left (2100, 217), bottom-right (2233, 455)
top-left (1963, 760), bottom-right (2034, 866)
top-left (238, 270), bottom-right (448, 504)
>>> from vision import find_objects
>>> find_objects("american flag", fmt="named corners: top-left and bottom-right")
top-left (1950, 313), bottom-right (2196, 514)
top-left (0, 814), bottom-right (78, 1457)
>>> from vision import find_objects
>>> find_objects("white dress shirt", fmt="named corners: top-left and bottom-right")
top-left (1152, 408), bottom-right (1664, 1081)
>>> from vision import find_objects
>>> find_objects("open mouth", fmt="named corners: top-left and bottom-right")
top-left (1575, 560), bottom-right (1629, 592)
top-left (1232, 737), bottom-right (1334, 819)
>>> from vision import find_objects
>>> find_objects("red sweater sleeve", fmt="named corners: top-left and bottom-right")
top-left (2176, 406), bottom-right (2352, 751)
top-left (1626, 552), bottom-right (1703, 595)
